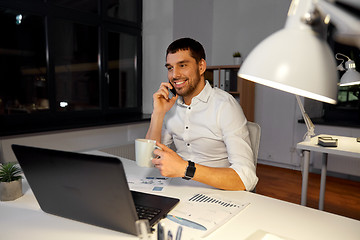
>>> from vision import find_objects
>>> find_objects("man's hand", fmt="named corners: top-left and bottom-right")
top-left (145, 82), bottom-right (178, 143)
top-left (152, 82), bottom-right (178, 115)
top-left (152, 142), bottom-right (187, 178)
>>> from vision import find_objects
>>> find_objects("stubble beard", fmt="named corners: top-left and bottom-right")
top-left (177, 69), bottom-right (201, 98)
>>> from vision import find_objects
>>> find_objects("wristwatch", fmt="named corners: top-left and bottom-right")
top-left (182, 161), bottom-right (196, 180)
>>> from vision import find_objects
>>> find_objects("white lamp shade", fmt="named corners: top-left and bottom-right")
top-left (339, 70), bottom-right (360, 86)
top-left (339, 60), bottom-right (360, 86)
top-left (238, 28), bottom-right (339, 104)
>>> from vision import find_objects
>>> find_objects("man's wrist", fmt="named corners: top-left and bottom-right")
top-left (152, 110), bottom-right (164, 115)
top-left (151, 110), bottom-right (167, 119)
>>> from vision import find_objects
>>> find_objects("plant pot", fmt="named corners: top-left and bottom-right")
top-left (0, 179), bottom-right (23, 201)
top-left (233, 57), bottom-right (243, 65)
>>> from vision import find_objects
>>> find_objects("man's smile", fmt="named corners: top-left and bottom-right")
top-left (173, 80), bottom-right (187, 88)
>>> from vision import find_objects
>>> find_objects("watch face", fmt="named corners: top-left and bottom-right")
top-left (183, 161), bottom-right (196, 180)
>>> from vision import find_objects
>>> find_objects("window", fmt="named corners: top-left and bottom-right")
top-left (0, 0), bottom-right (143, 136)
top-left (105, 0), bottom-right (139, 23)
top-left (107, 30), bottom-right (139, 109)
top-left (47, 0), bottom-right (99, 14)
top-left (53, 20), bottom-right (100, 112)
top-left (0, 9), bottom-right (47, 115)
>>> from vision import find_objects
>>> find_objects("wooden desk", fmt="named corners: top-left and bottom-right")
top-left (1, 150), bottom-right (359, 240)
top-left (297, 134), bottom-right (360, 210)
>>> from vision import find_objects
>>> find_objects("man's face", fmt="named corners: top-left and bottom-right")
top-left (165, 50), bottom-right (205, 99)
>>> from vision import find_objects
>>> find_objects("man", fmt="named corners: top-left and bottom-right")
top-left (146, 38), bottom-right (258, 191)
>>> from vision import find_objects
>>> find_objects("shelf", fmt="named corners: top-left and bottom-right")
top-left (206, 65), bottom-right (241, 70)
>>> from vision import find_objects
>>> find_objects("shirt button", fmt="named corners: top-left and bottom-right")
top-left (185, 126), bottom-right (189, 129)
top-left (187, 143), bottom-right (190, 146)
top-left (188, 107), bottom-right (191, 110)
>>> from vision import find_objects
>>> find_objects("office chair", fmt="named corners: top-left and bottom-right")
top-left (246, 121), bottom-right (261, 167)
top-left (246, 121), bottom-right (261, 193)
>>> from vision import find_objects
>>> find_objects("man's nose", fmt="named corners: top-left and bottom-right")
top-left (172, 67), bottom-right (181, 79)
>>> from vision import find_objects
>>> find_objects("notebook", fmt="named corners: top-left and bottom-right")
top-left (11, 144), bottom-right (179, 236)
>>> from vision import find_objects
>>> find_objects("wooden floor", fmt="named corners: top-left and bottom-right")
top-left (255, 164), bottom-right (360, 221)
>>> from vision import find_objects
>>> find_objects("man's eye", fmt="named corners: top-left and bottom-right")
top-left (166, 66), bottom-right (173, 71)
top-left (180, 64), bottom-right (186, 68)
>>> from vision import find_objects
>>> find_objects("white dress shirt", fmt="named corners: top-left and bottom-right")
top-left (161, 81), bottom-right (258, 191)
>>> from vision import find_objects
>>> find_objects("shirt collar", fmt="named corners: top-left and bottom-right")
top-left (177, 80), bottom-right (212, 107)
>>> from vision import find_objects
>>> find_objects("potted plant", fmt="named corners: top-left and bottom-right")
top-left (233, 51), bottom-right (243, 65)
top-left (0, 162), bottom-right (23, 201)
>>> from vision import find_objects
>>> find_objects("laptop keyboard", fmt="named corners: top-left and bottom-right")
top-left (135, 205), bottom-right (161, 222)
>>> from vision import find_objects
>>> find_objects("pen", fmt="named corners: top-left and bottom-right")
top-left (157, 222), bottom-right (165, 240)
top-left (167, 230), bottom-right (173, 240)
top-left (175, 226), bottom-right (182, 240)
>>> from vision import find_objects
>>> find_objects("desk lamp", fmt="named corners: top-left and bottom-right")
top-left (335, 53), bottom-right (360, 86)
top-left (238, 0), bottom-right (360, 141)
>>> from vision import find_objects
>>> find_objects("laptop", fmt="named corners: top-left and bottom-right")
top-left (11, 144), bottom-right (179, 236)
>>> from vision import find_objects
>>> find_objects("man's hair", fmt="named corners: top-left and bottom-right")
top-left (166, 38), bottom-right (206, 62)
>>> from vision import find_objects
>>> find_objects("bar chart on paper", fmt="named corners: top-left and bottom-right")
top-left (168, 193), bottom-right (249, 237)
top-left (189, 193), bottom-right (242, 207)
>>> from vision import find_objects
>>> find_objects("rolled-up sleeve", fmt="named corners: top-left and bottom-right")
top-left (218, 97), bottom-right (258, 191)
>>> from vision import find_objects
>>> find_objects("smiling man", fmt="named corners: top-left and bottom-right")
top-left (145, 38), bottom-right (258, 191)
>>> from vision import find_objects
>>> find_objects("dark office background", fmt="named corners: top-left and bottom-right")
top-left (0, 0), bottom-right (144, 136)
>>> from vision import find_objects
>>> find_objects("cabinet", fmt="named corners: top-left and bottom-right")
top-left (205, 65), bottom-right (255, 121)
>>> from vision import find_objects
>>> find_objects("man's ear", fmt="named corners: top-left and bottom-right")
top-left (199, 59), bottom-right (207, 75)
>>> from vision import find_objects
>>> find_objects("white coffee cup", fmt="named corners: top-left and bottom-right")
top-left (135, 139), bottom-right (161, 167)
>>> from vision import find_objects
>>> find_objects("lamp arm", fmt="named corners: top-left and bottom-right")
top-left (296, 95), bottom-right (315, 141)
top-left (316, 0), bottom-right (360, 48)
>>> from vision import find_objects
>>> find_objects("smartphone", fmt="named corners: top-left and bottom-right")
top-left (168, 81), bottom-right (177, 97)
